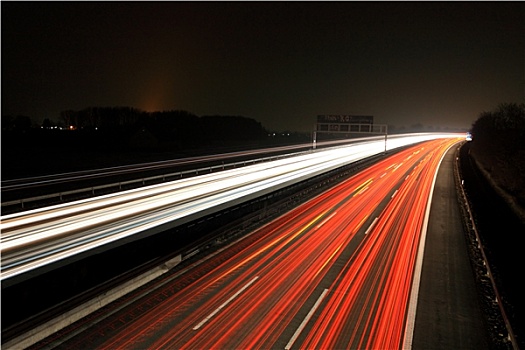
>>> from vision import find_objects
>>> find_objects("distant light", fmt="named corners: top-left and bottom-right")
top-left (466, 132), bottom-right (472, 141)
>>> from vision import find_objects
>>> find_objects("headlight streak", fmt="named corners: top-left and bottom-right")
top-left (1, 134), bottom-right (461, 282)
top-left (26, 137), bottom-right (464, 350)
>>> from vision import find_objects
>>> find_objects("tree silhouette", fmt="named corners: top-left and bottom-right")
top-left (470, 102), bottom-right (525, 207)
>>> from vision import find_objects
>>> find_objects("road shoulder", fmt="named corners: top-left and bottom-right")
top-left (412, 145), bottom-right (490, 349)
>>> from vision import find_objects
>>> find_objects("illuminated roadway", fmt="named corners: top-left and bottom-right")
top-left (20, 136), bottom-right (489, 349)
top-left (0, 133), bottom-right (459, 284)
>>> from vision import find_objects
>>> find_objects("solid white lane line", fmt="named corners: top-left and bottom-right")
top-left (403, 141), bottom-right (456, 349)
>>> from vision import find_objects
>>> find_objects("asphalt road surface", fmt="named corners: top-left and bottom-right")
top-left (412, 146), bottom-right (490, 349)
top-left (20, 138), bottom-right (496, 350)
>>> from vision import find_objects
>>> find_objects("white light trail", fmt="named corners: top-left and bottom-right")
top-left (0, 133), bottom-right (461, 281)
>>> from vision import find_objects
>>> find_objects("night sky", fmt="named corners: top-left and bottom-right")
top-left (2, 2), bottom-right (524, 132)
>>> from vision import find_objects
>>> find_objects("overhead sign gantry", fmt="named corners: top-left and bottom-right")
top-left (313, 115), bottom-right (388, 151)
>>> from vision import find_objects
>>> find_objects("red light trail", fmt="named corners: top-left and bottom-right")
top-left (29, 137), bottom-right (461, 350)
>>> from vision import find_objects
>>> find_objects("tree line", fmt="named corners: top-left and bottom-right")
top-left (3, 107), bottom-right (271, 153)
top-left (469, 102), bottom-right (525, 208)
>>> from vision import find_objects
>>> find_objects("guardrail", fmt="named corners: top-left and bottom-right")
top-left (454, 144), bottom-right (519, 350)
top-left (1, 151), bottom-right (307, 211)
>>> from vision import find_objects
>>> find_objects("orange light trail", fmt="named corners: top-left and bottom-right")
top-left (32, 137), bottom-right (462, 350)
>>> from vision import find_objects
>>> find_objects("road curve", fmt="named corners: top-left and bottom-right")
top-left (0, 133), bottom-right (460, 283)
top-left (25, 137), bottom-right (471, 349)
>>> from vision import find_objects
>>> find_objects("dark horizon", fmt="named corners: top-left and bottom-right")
top-left (2, 2), bottom-right (524, 132)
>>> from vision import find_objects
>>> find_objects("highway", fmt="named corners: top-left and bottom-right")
top-left (25, 137), bottom-right (464, 349)
top-left (0, 133), bottom-right (460, 284)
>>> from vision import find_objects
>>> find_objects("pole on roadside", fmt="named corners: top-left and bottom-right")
top-left (312, 125), bottom-right (317, 150)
